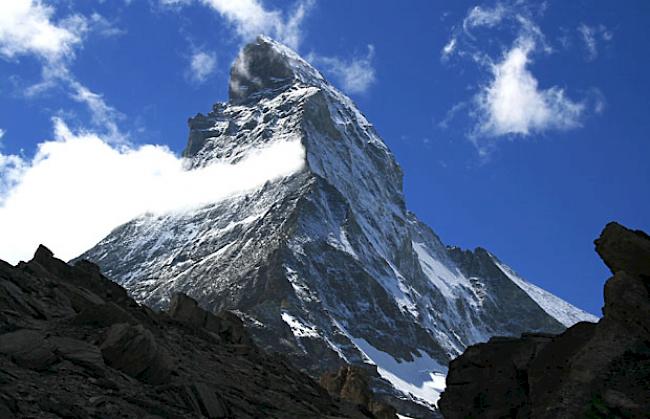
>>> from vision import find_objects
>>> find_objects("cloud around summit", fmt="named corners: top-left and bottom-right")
top-left (308, 45), bottom-right (377, 95)
top-left (160, 0), bottom-right (314, 50)
top-left (0, 120), bottom-right (305, 265)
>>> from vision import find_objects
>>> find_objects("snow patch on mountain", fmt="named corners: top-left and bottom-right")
top-left (412, 240), bottom-right (468, 299)
top-left (332, 318), bottom-right (446, 408)
top-left (495, 260), bottom-right (599, 326)
top-left (349, 331), bottom-right (446, 407)
top-left (281, 312), bottom-right (320, 339)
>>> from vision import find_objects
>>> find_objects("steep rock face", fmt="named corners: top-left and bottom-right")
top-left (438, 222), bottom-right (650, 419)
top-left (0, 247), bottom-right (373, 418)
top-left (79, 36), bottom-right (596, 413)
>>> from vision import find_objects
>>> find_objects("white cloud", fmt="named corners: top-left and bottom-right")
top-left (474, 36), bottom-right (584, 138)
top-left (0, 129), bottom-right (5, 141)
top-left (309, 45), bottom-right (376, 94)
top-left (162, 0), bottom-right (313, 49)
top-left (441, 1), bottom-right (593, 152)
top-left (0, 1), bottom-right (125, 141)
top-left (0, 0), bottom-right (86, 62)
top-left (188, 51), bottom-right (217, 83)
top-left (578, 23), bottom-right (612, 61)
top-left (0, 119), bottom-right (306, 264)
top-left (444, 3), bottom-right (535, 62)
top-left (463, 4), bottom-right (507, 31)
top-left (441, 37), bottom-right (456, 59)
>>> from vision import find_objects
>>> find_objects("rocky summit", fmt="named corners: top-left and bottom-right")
top-left (0, 246), bottom-right (385, 418)
top-left (438, 222), bottom-right (650, 419)
top-left (78, 36), bottom-right (596, 415)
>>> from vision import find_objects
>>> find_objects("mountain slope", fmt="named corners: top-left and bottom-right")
top-left (79, 36), bottom-right (597, 414)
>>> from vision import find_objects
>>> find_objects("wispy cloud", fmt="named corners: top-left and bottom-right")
top-left (69, 81), bottom-right (126, 143)
top-left (187, 50), bottom-right (217, 84)
top-left (164, 0), bottom-right (375, 96)
top-left (308, 45), bottom-right (376, 94)
top-left (441, 37), bottom-right (456, 60)
top-left (89, 12), bottom-right (127, 38)
top-left (441, 1), bottom-right (595, 154)
top-left (0, 0), bottom-right (126, 141)
top-left (463, 4), bottom-right (507, 31)
top-left (0, 128), bottom-right (5, 141)
top-left (161, 0), bottom-right (314, 50)
top-left (0, 119), bottom-right (306, 264)
top-left (578, 23), bottom-right (612, 61)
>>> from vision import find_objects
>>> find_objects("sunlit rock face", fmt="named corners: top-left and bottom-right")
top-left (79, 36), bottom-right (596, 415)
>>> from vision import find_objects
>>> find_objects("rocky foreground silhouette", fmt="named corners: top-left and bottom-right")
top-left (2, 222), bottom-right (645, 418)
top-left (0, 246), bottom-right (393, 418)
top-left (439, 222), bottom-right (650, 418)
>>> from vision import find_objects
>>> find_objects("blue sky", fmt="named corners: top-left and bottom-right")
top-left (0, 0), bottom-right (648, 316)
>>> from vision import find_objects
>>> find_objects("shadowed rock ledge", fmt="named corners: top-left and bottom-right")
top-left (0, 246), bottom-right (381, 418)
top-left (438, 222), bottom-right (650, 419)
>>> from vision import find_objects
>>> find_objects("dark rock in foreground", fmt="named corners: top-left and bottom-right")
top-left (321, 365), bottom-right (398, 419)
top-left (438, 222), bottom-right (650, 419)
top-left (0, 246), bottom-right (376, 418)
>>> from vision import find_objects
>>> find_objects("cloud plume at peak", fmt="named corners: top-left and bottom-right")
top-left (308, 45), bottom-right (376, 94)
top-left (188, 50), bottom-right (217, 83)
top-left (161, 0), bottom-right (314, 50)
top-left (0, 120), bottom-right (305, 265)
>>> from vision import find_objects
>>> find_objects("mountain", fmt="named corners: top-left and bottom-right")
top-left (439, 222), bottom-right (650, 419)
top-left (78, 36), bottom-right (597, 415)
top-left (0, 246), bottom-right (378, 418)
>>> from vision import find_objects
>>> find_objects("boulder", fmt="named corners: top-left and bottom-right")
top-left (212, 310), bottom-right (251, 345)
top-left (58, 282), bottom-right (105, 312)
top-left (100, 323), bottom-right (172, 384)
top-left (0, 329), bottom-right (57, 370)
top-left (191, 382), bottom-right (230, 418)
top-left (73, 302), bottom-right (135, 327)
top-left (321, 365), bottom-right (372, 407)
top-left (321, 365), bottom-right (397, 419)
top-left (168, 293), bottom-right (208, 327)
top-left (168, 293), bottom-right (252, 345)
top-left (49, 336), bottom-right (105, 373)
top-left (595, 222), bottom-right (650, 277)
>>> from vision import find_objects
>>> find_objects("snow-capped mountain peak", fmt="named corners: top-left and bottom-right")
top-left (79, 37), bottom-right (597, 416)
top-left (229, 35), bottom-right (326, 104)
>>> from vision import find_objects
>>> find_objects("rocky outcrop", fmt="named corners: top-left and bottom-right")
top-left (438, 222), bottom-right (650, 419)
top-left (100, 323), bottom-right (173, 384)
top-left (168, 292), bottom-right (252, 345)
top-left (0, 246), bottom-right (379, 418)
top-left (321, 365), bottom-right (398, 419)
